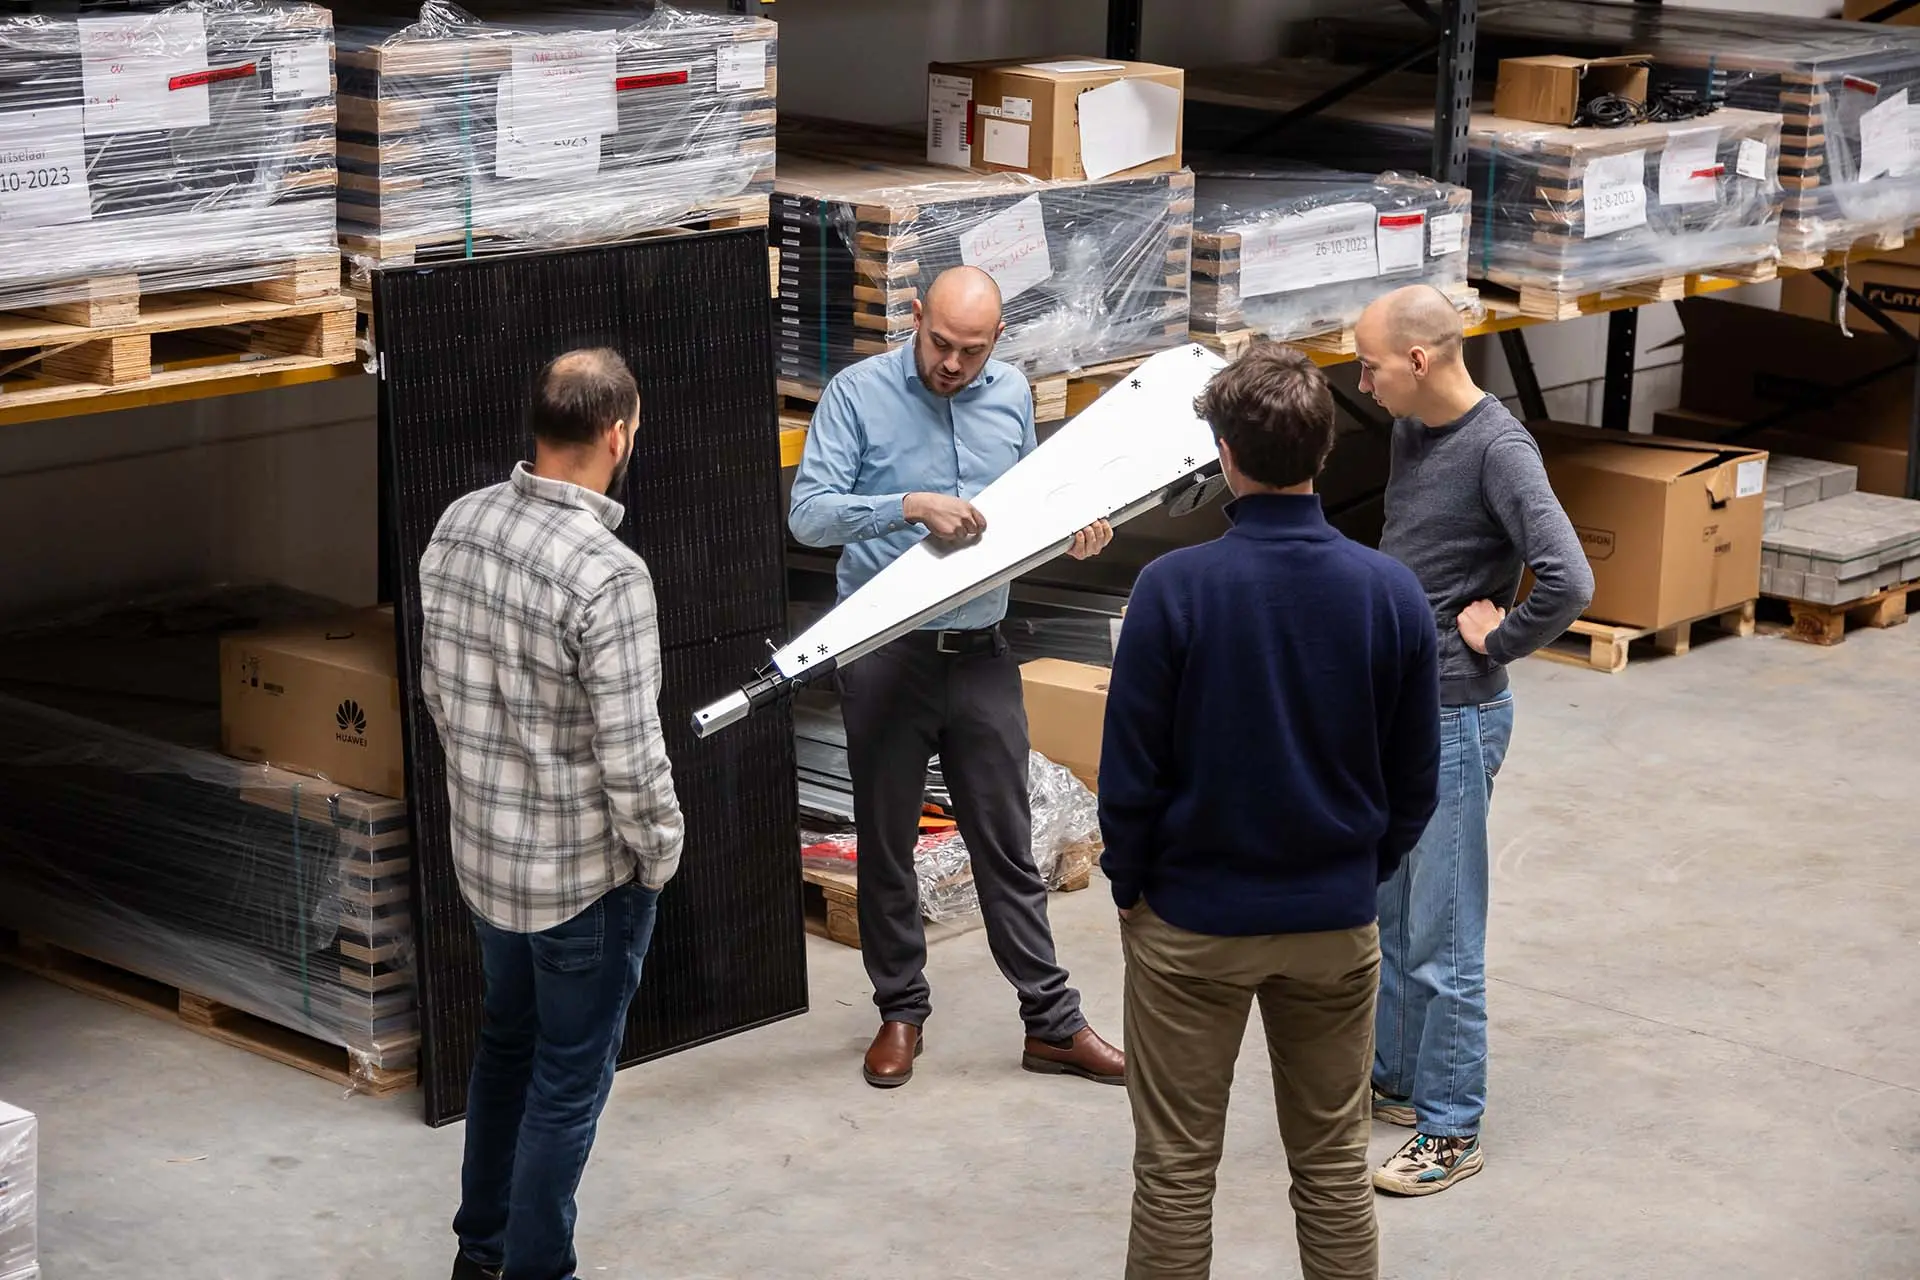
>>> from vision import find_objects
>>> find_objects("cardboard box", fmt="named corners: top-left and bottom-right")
top-left (1532, 422), bottom-right (1768, 629)
top-left (1779, 257), bottom-right (1920, 339)
top-left (1655, 408), bottom-right (1912, 498)
top-left (926, 56), bottom-right (1183, 181)
top-left (1675, 298), bottom-right (1915, 453)
top-left (0, 1101), bottom-right (36, 1280)
top-left (220, 608), bottom-right (405, 798)
top-left (1492, 55), bottom-right (1649, 126)
top-left (1020, 658), bottom-right (1109, 792)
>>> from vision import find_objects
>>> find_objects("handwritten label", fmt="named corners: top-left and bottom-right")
top-left (1659, 127), bottom-right (1721, 205)
top-left (715, 40), bottom-right (767, 94)
top-left (959, 194), bottom-right (1053, 303)
top-left (508, 37), bottom-right (616, 141)
top-left (1859, 88), bottom-right (1911, 181)
top-left (78, 13), bottom-right (211, 134)
top-left (494, 76), bottom-right (602, 180)
top-left (1232, 202), bottom-right (1378, 298)
top-left (1377, 211), bottom-right (1426, 274)
top-left (1736, 137), bottom-right (1769, 182)
top-left (928, 73), bottom-right (972, 167)
top-left (1583, 149), bottom-right (1647, 238)
top-left (270, 41), bottom-right (331, 102)
top-left (1736, 458), bottom-right (1767, 500)
top-left (0, 105), bottom-right (92, 228)
top-left (1430, 211), bottom-right (1465, 257)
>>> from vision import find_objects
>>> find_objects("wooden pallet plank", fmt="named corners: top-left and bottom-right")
top-left (1534, 600), bottom-right (1756, 673)
top-left (1767, 579), bottom-right (1916, 645)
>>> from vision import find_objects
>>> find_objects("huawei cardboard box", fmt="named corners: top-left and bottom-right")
top-left (1531, 422), bottom-right (1769, 630)
top-left (926, 56), bottom-right (1184, 181)
top-left (220, 608), bottom-right (405, 799)
top-left (1020, 658), bottom-right (1109, 792)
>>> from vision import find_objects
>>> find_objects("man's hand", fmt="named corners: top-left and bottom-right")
top-left (1067, 519), bottom-right (1114, 561)
top-left (1456, 599), bottom-right (1507, 655)
top-left (905, 493), bottom-right (986, 544)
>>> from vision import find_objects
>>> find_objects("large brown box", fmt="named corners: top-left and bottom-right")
top-left (1655, 408), bottom-right (1912, 498)
top-left (926, 56), bottom-right (1183, 182)
top-left (220, 608), bottom-right (404, 798)
top-left (1532, 423), bottom-right (1769, 630)
top-left (1778, 245), bottom-right (1920, 339)
top-left (1019, 659), bottom-right (1110, 793)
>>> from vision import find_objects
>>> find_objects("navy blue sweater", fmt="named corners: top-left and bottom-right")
top-left (1099, 494), bottom-right (1441, 937)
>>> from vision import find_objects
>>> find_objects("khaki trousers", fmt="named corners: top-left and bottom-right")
top-left (1122, 903), bottom-right (1381, 1280)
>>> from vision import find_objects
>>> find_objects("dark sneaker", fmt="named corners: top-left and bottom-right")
top-left (1373, 1132), bottom-right (1483, 1196)
top-left (451, 1254), bottom-right (501, 1280)
top-left (1371, 1085), bottom-right (1416, 1127)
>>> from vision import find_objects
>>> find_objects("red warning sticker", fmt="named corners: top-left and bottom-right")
top-left (617, 68), bottom-right (691, 91)
top-left (168, 62), bottom-right (257, 91)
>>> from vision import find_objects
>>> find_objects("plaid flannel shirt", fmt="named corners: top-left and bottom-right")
top-left (419, 462), bottom-right (684, 933)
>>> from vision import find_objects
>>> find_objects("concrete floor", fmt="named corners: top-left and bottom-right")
top-left (3, 619), bottom-right (1918, 1280)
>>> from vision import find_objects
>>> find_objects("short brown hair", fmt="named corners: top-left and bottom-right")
top-left (529, 348), bottom-right (639, 447)
top-left (1193, 343), bottom-right (1336, 489)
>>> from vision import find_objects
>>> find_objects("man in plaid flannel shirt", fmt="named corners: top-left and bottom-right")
top-left (420, 348), bottom-right (683, 1280)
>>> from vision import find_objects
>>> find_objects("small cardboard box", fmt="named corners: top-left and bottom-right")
top-left (220, 608), bottom-right (405, 798)
top-left (1493, 54), bottom-right (1650, 126)
top-left (1020, 658), bottom-right (1110, 793)
top-left (0, 1100), bottom-right (37, 1280)
top-left (1531, 422), bottom-right (1769, 630)
top-left (926, 56), bottom-right (1184, 181)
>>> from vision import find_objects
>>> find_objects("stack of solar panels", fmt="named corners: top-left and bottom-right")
top-left (774, 117), bottom-right (1192, 391)
top-left (1312, 0), bottom-right (1920, 266)
top-left (792, 695), bottom-right (949, 827)
top-left (0, 0), bottom-right (339, 312)
top-left (375, 230), bottom-right (805, 1124)
top-left (0, 590), bottom-right (418, 1093)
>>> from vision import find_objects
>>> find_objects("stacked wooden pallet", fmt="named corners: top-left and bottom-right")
top-left (333, 9), bottom-right (777, 279)
top-left (1186, 63), bottom-right (1786, 318)
top-left (0, 259), bottom-right (356, 412)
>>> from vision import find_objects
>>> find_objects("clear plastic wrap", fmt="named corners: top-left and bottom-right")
top-left (1191, 164), bottom-right (1480, 345)
top-left (798, 751), bottom-right (1104, 924)
top-left (0, 0), bottom-right (339, 312)
top-left (0, 590), bottom-right (416, 1095)
top-left (335, 1), bottom-right (777, 275)
top-left (1312, 0), bottom-right (1920, 263)
top-left (1187, 64), bottom-right (1782, 303)
top-left (774, 117), bottom-right (1192, 390)
top-left (0, 1103), bottom-right (33, 1280)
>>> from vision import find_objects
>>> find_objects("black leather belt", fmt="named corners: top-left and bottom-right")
top-left (896, 626), bottom-right (1003, 657)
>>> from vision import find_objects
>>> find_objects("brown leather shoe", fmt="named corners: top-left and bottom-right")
top-left (1022, 1026), bottom-right (1126, 1085)
top-left (862, 1020), bottom-right (924, 1088)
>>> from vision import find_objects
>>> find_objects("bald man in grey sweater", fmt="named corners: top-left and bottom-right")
top-left (1354, 285), bottom-right (1593, 1197)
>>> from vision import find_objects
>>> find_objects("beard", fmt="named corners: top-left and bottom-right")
top-left (916, 348), bottom-right (968, 400)
top-left (607, 441), bottom-right (632, 497)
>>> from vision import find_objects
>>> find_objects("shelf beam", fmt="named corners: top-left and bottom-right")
top-left (0, 360), bottom-right (363, 429)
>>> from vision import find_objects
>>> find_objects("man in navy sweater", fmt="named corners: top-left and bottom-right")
top-left (1100, 343), bottom-right (1441, 1280)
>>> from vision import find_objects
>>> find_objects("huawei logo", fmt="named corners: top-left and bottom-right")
top-left (335, 699), bottom-right (369, 746)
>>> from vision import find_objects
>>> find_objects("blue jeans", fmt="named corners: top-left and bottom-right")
top-left (1374, 692), bottom-right (1513, 1139)
top-left (455, 882), bottom-right (660, 1280)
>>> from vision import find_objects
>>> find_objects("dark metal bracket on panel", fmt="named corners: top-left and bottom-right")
top-left (1106, 0), bottom-right (1144, 61)
top-left (1601, 310), bottom-right (1637, 431)
top-left (1432, 0), bottom-right (1476, 186)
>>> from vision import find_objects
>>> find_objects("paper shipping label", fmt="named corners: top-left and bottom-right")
top-left (0, 105), bottom-right (93, 229)
top-left (715, 41), bottom-right (767, 94)
top-left (79, 13), bottom-right (212, 135)
top-left (927, 73), bottom-right (972, 166)
top-left (1859, 88), bottom-right (1912, 181)
top-left (1001, 95), bottom-right (1034, 122)
top-left (509, 37), bottom-right (617, 141)
top-left (1736, 138), bottom-right (1769, 182)
top-left (1736, 459), bottom-right (1767, 500)
top-left (494, 76), bottom-right (602, 180)
top-left (958, 194), bottom-right (1053, 303)
top-left (1233, 202), bottom-right (1379, 298)
top-left (981, 118), bottom-right (1030, 169)
top-left (1377, 211), bottom-right (1426, 274)
top-left (1583, 149), bottom-right (1648, 238)
top-left (1659, 128), bottom-right (1721, 205)
top-left (270, 41), bottom-right (331, 102)
top-left (1429, 211), bottom-right (1465, 257)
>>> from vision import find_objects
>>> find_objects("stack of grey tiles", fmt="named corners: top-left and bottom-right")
top-left (1761, 456), bottom-right (1920, 605)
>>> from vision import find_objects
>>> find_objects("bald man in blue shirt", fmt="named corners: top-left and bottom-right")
top-left (790, 265), bottom-right (1126, 1090)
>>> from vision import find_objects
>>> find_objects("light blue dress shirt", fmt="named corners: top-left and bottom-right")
top-left (789, 342), bottom-right (1037, 631)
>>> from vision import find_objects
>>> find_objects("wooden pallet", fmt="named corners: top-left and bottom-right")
top-left (0, 931), bottom-right (417, 1096)
top-left (800, 850), bottom-right (1096, 952)
top-left (1764, 578), bottom-right (1917, 645)
top-left (778, 349), bottom-right (1168, 431)
top-left (1483, 257), bottom-right (1778, 321)
top-left (0, 258), bottom-right (356, 411)
top-left (1780, 228), bottom-right (1910, 272)
top-left (1195, 284), bottom-right (1482, 360)
top-left (1534, 600), bottom-right (1757, 674)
